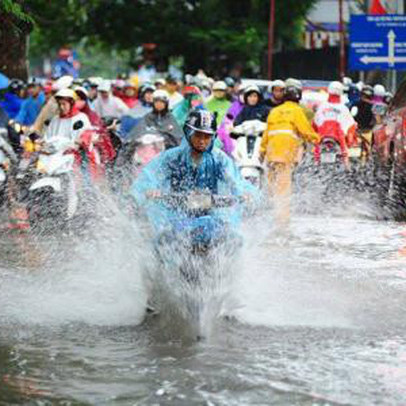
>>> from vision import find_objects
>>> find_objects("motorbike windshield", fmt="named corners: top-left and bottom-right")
top-left (130, 142), bottom-right (259, 234)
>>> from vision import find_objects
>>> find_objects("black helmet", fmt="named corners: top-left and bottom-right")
top-left (27, 77), bottom-right (41, 87)
top-left (284, 85), bottom-right (302, 102)
top-left (224, 77), bottom-right (235, 88)
top-left (184, 110), bottom-right (217, 142)
top-left (9, 79), bottom-right (24, 93)
top-left (139, 82), bottom-right (156, 98)
top-left (361, 85), bottom-right (373, 98)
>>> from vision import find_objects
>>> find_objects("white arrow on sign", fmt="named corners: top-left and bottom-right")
top-left (360, 30), bottom-right (406, 66)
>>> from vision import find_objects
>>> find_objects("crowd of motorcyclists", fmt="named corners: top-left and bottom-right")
top-left (0, 70), bottom-right (395, 230)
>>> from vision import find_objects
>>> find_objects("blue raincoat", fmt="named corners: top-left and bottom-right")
top-left (130, 137), bottom-right (259, 235)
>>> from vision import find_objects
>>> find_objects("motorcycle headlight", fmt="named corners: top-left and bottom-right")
top-left (186, 194), bottom-right (212, 211)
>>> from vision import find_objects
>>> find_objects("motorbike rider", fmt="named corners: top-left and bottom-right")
top-left (216, 84), bottom-right (246, 156)
top-left (74, 86), bottom-right (116, 169)
top-left (265, 80), bottom-right (285, 109)
top-left (166, 76), bottom-right (184, 110)
top-left (172, 84), bottom-right (205, 128)
top-left (0, 79), bottom-right (25, 119)
top-left (116, 89), bottom-right (182, 173)
top-left (120, 83), bottom-right (155, 139)
top-left (31, 75), bottom-right (74, 134)
top-left (313, 81), bottom-right (356, 166)
top-left (353, 85), bottom-right (374, 132)
top-left (259, 83), bottom-right (320, 226)
top-left (93, 80), bottom-right (129, 119)
top-left (131, 109), bottom-right (257, 207)
top-left (43, 88), bottom-right (92, 148)
top-left (224, 77), bottom-right (237, 101)
top-left (233, 85), bottom-right (270, 128)
top-left (15, 78), bottom-right (46, 126)
top-left (205, 81), bottom-right (231, 128)
top-left (119, 82), bottom-right (138, 109)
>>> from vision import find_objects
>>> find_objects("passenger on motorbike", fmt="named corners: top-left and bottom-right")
top-left (94, 80), bottom-right (129, 119)
top-left (233, 85), bottom-right (270, 129)
top-left (260, 83), bottom-right (320, 226)
top-left (313, 81), bottom-right (357, 166)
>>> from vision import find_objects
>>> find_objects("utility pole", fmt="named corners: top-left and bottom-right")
top-left (267, 0), bottom-right (275, 80)
top-left (339, 0), bottom-right (346, 79)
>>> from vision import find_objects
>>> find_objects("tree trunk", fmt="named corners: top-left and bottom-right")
top-left (0, 9), bottom-right (32, 80)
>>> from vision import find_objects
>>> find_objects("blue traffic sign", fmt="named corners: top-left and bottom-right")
top-left (349, 15), bottom-right (406, 71)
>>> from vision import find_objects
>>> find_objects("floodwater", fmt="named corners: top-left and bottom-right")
top-left (1, 193), bottom-right (406, 406)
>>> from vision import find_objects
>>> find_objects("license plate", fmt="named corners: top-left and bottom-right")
top-left (321, 153), bottom-right (337, 164)
top-left (348, 147), bottom-right (361, 158)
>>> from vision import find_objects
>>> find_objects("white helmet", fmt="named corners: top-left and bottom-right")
top-left (152, 89), bottom-right (169, 103)
top-left (55, 88), bottom-right (77, 100)
top-left (328, 81), bottom-right (344, 96)
top-left (74, 86), bottom-right (88, 99)
top-left (285, 78), bottom-right (302, 90)
top-left (212, 81), bottom-right (227, 91)
top-left (244, 84), bottom-right (261, 96)
top-left (270, 79), bottom-right (285, 91)
top-left (52, 75), bottom-right (73, 92)
top-left (373, 84), bottom-right (386, 97)
top-left (98, 80), bottom-right (111, 92)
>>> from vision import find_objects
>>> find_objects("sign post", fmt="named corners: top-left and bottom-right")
top-left (349, 15), bottom-right (406, 92)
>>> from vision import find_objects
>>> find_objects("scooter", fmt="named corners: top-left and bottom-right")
top-left (27, 138), bottom-right (78, 226)
top-left (231, 119), bottom-right (266, 187)
top-left (146, 191), bottom-right (243, 334)
top-left (0, 128), bottom-right (18, 206)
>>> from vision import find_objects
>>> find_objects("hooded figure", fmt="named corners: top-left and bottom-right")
top-left (130, 110), bottom-right (258, 233)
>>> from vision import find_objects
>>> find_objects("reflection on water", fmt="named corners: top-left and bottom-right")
top-left (1, 199), bottom-right (406, 404)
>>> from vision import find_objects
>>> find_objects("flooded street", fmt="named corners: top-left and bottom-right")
top-left (1, 201), bottom-right (406, 405)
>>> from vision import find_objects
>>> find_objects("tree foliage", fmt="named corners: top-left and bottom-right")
top-left (3, 0), bottom-right (318, 77)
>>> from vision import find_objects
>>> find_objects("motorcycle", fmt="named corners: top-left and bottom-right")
top-left (0, 128), bottom-right (18, 206)
top-left (145, 191), bottom-right (243, 335)
top-left (231, 119), bottom-right (266, 187)
top-left (27, 138), bottom-right (78, 227)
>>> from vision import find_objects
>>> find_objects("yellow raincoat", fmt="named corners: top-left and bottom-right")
top-left (260, 101), bottom-right (319, 164)
top-left (260, 101), bottom-right (320, 227)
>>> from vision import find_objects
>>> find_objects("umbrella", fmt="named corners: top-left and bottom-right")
top-left (0, 72), bottom-right (9, 90)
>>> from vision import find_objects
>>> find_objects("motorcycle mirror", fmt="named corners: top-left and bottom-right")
top-left (226, 113), bottom-right (234, 120)
top-left (73, 120), bottom-right (84, 131)
top-left (350, 106), bottom-right (358, 117)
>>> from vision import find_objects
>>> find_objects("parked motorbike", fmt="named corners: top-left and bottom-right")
top-left (231, 119), bottom-right (266, 187)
